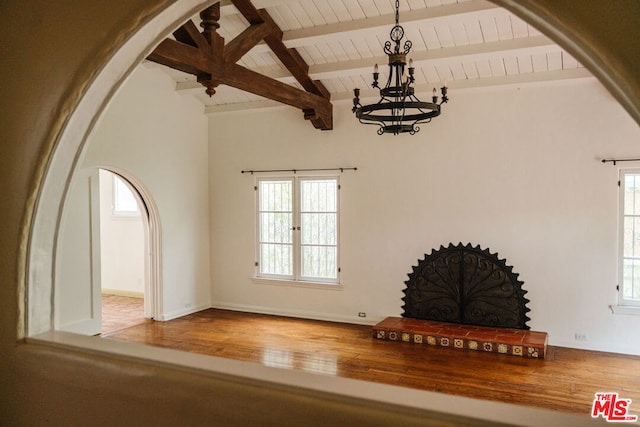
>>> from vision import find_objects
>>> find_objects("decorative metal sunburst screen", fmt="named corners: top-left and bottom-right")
top-left (402, 243), bottom-right (531, 330)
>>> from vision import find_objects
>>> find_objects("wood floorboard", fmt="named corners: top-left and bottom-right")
top-left (102, 307), bottom-right (640, 417)
top-left (101, 293), bottom-right (145, 334)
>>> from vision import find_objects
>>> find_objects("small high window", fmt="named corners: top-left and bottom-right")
top-left (256, 177), bottom-right (339, 284)
top-left (113, 175), bottom-right (139, 216)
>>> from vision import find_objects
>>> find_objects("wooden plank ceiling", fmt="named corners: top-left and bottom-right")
top-left (146, 0), bottom-right (589, 120)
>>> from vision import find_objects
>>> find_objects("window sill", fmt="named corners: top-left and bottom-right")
top-left (610, 305), bottom-right (640, 315)
top-left (252, 277), bottom-right (343, 290)
top-left (22, 331), bottom-right (577, 426)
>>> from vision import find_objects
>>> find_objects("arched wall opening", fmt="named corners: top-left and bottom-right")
top-left (11, 1), bottom-right (640, 425)
top-left (98, 168), bottom-right (161, 326)
top-left (25, 0), bottom-right (211, 337)
top-left (99, 170), bottom-right (148, 305)
top-left (53, 166), bottom-right (160, 335)
top-left (23, 1), bottom-right (640, 341)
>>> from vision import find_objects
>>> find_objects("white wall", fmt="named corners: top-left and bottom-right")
top-left (209, 78), bottom-right (640, 355)
top-left (80, 63), bottom-right (211, 320)
top-left (99, 170), bottom-right (145, 296)
top-left (55, 168), bottom-right (102, 334)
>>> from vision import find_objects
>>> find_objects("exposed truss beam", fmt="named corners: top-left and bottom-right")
top-left (230, 0), bottom-right (330, 100)
top-left (223, 22), bottom-right (271, 63)
top-left (147, 1), bottom-right (332, 130)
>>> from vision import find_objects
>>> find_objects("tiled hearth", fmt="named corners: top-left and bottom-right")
top-left (373, 317), bottom-right (548, 358)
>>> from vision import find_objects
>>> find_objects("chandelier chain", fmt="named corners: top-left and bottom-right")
top-left (395, 0), bottom-right (400, 26)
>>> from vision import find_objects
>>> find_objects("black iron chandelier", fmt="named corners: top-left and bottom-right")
top-left (352, 0), bottom-right (448, 135)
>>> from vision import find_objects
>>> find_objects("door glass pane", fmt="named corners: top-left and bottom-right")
top-left (300, 179), bottom-right (338, 280)
top-left (260, 243), bottom-right (293, 276)
top-left (622, 172), bottom-right (640, 303)
top-left (260, 212), bottom-right (292, 243)
top-left (624, 217), bottom-right (635, 257)
top-left (301, 180), bottom-right (337, 212)
top-left (258, 180), bottom-right (293, 277)
top-left (301, 246), bottom-right (337, 279)
top-left (259, 180), bottom-right (292, 212)
top-left (301, 213), bottom-right (336, 245)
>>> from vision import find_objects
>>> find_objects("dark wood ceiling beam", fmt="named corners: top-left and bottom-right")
top-left (148, 36), bottom-right (331, 129)
top-left (228, 0), bottom-right (263, 24)
top-left (216, 62), bottom-right (332, 130)
top-left (172, 20), bottom-right (209, 50)
top-left (147, 38), bottom-right (212, 76)
top-left (231, 0), bottom-right (331, 100)
top-left (147, 0), bottom-right (332, 130)
top-left (281, 47), bottom-right (331, 100)
top-left (223, 22), bottom-right (271, 63)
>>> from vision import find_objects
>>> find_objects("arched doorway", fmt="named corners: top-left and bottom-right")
top-left (53, 166), bottom-right (161, 335)
top-left (99, 169), bottom-right (160, 334)
top-left (25, 1), bottom-right (208, 336)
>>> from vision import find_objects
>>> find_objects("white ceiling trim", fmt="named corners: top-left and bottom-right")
top-left (216, 1), bottom-right (504, 61)
top-left (203, 67), bottom-right (594, 115)
top-left (270, 1), bottom-right (501, 52)
top-left (175, 35), bottom-right (559, 91)
top-left (160, 0), bottom-right (592, 115)
top-left (340, 67), bottom-right (594, 101)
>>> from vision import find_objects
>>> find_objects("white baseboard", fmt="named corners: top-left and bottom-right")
top-left (210, 301), bottom-right (379, 326)
top-left (155, 301), bottom-right (383, 326)
top-left (157, 303), bottom-right (210, 321)
top-left (102, 289), bottom-right (144, 299)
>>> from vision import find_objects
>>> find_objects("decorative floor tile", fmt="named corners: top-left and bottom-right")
top-left (372, 317), bottom-right (548, 358)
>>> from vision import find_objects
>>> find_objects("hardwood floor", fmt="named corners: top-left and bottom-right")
top-left (101, 308), bottom-right (640, 417)
top-left (101, 293), bottom-right (145, 334)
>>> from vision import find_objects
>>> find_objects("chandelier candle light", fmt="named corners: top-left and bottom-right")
top-left (352, 0), bottom-right (448, 135)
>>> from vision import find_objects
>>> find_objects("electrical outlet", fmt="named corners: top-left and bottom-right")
top-left (574, 333), bottom-right (587, 342)
top-left (358, 312), bottom-right (366, 318)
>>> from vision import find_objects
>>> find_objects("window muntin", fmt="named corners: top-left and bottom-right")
top-left (620, 170), bottom-right (640, 306)
top-left (257, 177), bottom-right (339, 284)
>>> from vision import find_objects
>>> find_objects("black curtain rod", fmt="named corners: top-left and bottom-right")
top-left (241, 167), bottom-right (357, 175)
top-left (601, 158), bottom-right (640, 165)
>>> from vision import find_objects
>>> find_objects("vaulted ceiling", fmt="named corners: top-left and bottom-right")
top-left (145, 0), bottom-right (590, 118)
